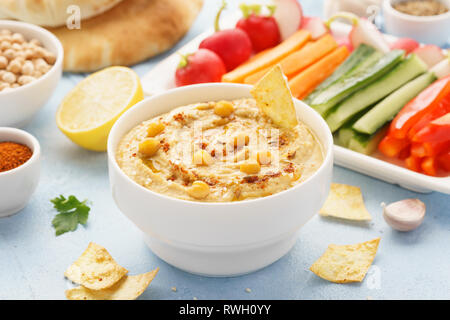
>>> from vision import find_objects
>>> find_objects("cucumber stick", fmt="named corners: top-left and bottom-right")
top-left (310, 50), bottom-right (404, 116)
top-left (348, 125), bottom-right (389, 155)
top-left (335, 109), bottom-right (370, 147)
top-left (305, 44), bottom-right (377, 103)
top-left (336, 125), bottom-right (356, 147)
top-left (325, 53), bottom-right (428, 132)
top-left (353, 71), bottom-right (437, 135)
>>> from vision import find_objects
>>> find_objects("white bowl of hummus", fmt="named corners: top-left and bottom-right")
top-left (107, 83), bottom-right (333, 276)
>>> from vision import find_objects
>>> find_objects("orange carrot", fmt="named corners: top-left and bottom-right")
top-left (222, 30), bottom-right (311, 83)
top-left (244, 34), bottom-right (337, 84)
top-left (288, 46), bottom-right (349, 100)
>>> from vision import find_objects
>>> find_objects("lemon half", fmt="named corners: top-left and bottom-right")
top-left (56, 66), bottom-right (143, 151)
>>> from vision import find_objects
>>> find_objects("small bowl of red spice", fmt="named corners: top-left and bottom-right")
top-left (0, 127), bottom-right (40, 217)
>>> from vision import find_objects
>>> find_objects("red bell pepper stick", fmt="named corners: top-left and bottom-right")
top-left (421, 157), bottom-right (438, 176)
top-left (407, 95), bottom-right (450, 140)
top-left (437, 151), bottom-right (450, 172)
top-left (388, 75), bottom-right (450, 139)
top-left (413, 113), bottom-right (450, 143)
top-left (405, 155), bottom-right (422, 172)
top-left (378, 135), bottom-right (410, 158)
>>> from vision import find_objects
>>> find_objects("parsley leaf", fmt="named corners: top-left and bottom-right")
top-left (50, 195), bottom-right (90, 236)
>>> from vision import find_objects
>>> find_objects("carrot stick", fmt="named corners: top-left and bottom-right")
top-left (288, 46), bottom-right (349, 100)
top-left (222, 30), bottom-right (311, 83)
top-left (244, 34), bottom-right (337, 84)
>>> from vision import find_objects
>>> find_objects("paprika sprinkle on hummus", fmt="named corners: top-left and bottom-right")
top-left (0, 141), bottom-right (32, 172)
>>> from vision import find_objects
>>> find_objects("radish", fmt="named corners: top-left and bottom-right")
top-left (272, 0), bottom-right (303, 40)
top-left (326, 12), bottom-right (390, 53)
top-left (335, 36), bottom-right (354, 52)
top-left (413, 45), bottom-right (446, 68)
top-left (390, 38), bottom-right (420, 54)
top-left (301, 16), bottom-right (328, 40)
top-left (430, 55), bottom-right (450, 79)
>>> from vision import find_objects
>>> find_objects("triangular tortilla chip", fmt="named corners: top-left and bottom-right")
top-left (319, 183), bottom-right (372, 221)
top-left (65, 269), bottom-right (159, 300)
top-left (250, 65), bottom-right (298, 129)
top-left (310, 238), bottom-right (380, 283)
top-left (64, 242), bottom-right (128, 290)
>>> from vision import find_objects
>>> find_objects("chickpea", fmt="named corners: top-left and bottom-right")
top-left (187, 181), bottom-right (210, 199)
top-left (214, 101), bottom-right (234, 117)
top-left (32, 70), bottom-right (43, 78)
top-left (34, 58), bottom-right (49, 73)
top-left (43, 51), bottom-right (56, 65)
top-left (31, 47), bottom-right (45, 59)
top-left (21, 60), bottom-right (34, 75)
top-left (11, 43), bottom-right (22, 51)
top-left (29, 39), bottom-right (41, 47)
top-left (196, 102), bottom-right (213, 110)
top-left (2, 71), bottom-right (16, 84)
top-left (138, 138), bottom-right (160, 157)
top-left (240, 161), bottom-right (261, 174)
top-left (7, 59), bottom-right (22, 74)
top-left (193, 150), bottom-right (213, 166)
top-left (11, 33), bottom-right (25, 44)
top-left (0, 56), bottom-right (7, 69)
top-left (233, 133), bottom-right (250, 148)
top-left (3, 48), bottom-right (14, 60)
top-left (0, 29), bottom-right (12, 36)
top-left (23, 49), bottom-right (34, 60)
top-left (147, 122), bottom-right (165, 137)
top-left (0, 82), bottom-right (10, 91)
top-left (18, 75), bottom-right (35, 86)
top-left (0, 41), bottom-right (11, 51)
top-left (234, 148), bottom-right (250, 162)
top-left (257, 151), bottom-right (272, 165)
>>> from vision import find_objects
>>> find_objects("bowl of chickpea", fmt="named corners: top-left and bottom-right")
top-left (0, 20), bottom-right (63, 127)
top-left (107, 83), bottom-right (333, 276)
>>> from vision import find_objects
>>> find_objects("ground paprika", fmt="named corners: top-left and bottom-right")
top-left (0, 141), bottom-right (32, 172)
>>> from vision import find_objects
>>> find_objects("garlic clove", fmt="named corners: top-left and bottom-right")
top-left (382, 199), bottom-right (426, 232)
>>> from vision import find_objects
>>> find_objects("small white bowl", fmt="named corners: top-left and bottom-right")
top-left (0, 127), bottom-right (41, 217)
top-left (0, 20), bottom-right (63, 128)
top-left (383, 0), bottom-right (450, 46)
top-left (107, 83), bottom-right (333, 276)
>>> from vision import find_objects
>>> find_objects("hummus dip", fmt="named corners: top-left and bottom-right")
top-left (116, 98), bottom-right (323, 202)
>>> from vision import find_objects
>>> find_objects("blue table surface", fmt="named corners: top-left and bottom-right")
top-left (1, 0), bottom-right (449, 300)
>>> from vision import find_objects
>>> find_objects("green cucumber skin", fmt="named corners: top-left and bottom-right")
top-left (310, 50), bottom-right (405, 116)
top-left (352, 72), bottom-right (437, 135)
top-left (348, 126), bottom-right (389, 155)
top-left (325, 53), bottom-right (428, 132)
top-left (336, 126), bottom-right (356, 147)
top-left (335, 109), bottom-right (370, 147)
top-left (305, 44), bottom-right (377, 103)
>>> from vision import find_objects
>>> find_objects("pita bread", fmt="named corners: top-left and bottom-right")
top-left (48, 0), bottom-right (203, 72)
top-left (0, 0), bottom-right (123, 27)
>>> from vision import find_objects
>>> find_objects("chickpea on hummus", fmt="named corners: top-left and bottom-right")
top-left (116, 98), bottom-right (323, 202)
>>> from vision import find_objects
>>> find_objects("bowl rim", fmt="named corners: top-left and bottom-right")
top-left (0, 127), bottom-right (41, 177)
top-left (107, 83), bottom-right (333, 207)
top-left (0, 20), bottom-right (64, 97)
top-left (384, 0), bottom-right (450, 22)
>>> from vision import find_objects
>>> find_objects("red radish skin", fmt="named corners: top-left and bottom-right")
top-left (391, 38), bottom-right (420, 54)
top-left (335, 36), bottom-right (353, 51)
top-left (301, 16), bottom-right (328, 40)
top-left (413, 45), bottom-right (446, 68)
top-left (199, 29), bottom-right (252, 71)
top-left (273, 0), bottom-right (303, 40)
top-left (175, 49), bottom-right (226, 87)
top-left (236, 14), bottom-right (281, 53)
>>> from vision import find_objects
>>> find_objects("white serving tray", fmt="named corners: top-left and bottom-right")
top-left (141, 18), bottom-right (450, 194)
